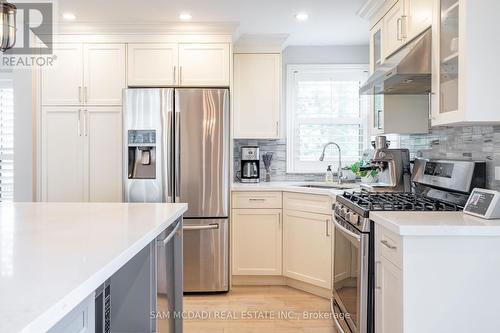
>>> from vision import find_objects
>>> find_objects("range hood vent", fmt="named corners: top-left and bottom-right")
top-left (360, 28), bottom-right (432, 95)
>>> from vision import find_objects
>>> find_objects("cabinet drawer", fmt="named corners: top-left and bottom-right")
top-left (232, 192), bottom-right (282, 209)
top-left (376, 224), bottom-right (402, 268)
top-left (283, 192), bottom-right (332, 215)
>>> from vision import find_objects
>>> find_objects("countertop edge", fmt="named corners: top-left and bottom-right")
top-left (19, 204), bottom-right (188, 333)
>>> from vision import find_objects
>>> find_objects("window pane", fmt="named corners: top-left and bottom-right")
top-left (298, 124), bottom-right (361, 162)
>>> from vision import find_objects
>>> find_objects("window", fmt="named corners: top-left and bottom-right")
top-left (0, 79), bottom-right (14, 201)
top-left (286, 65), bottom-right (369, 173)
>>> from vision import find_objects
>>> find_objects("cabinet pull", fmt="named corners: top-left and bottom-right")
top-left (276, 121), bottom-right (279, 137)
top-left (78, 86), bottom-right (82, 104)
top-left (77, 109), bottom-right (82, 136)
top-left (397, 18), bottom-right (402, 41)
top-left (401, 15), bottom-right (407, 39)
top-left (375, 260), bottom-right (381, 289)
top-left (84, 86), bottom-right (88, 103)
top-left (173, 66), bottom-right (177, 84)
top-left (179, 66), bottom-right (183, 85)
top-left (278, 212), bottom-right (281, 229)
top-left (326, 219), bottom-right (331, 237)
top-left (83, 109), bottom-right (88, 137)
top-left (381, 240), bottom-right (397, 250)
top-left (249, 198), bottom-right (266, 202)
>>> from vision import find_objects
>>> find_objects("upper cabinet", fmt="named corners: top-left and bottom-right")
top-left (127, 43), bottom-right (179, 86)
top-left (406, 0), bottom-right (433, 39)
top-left (233, 53), bottom-right (281, 139)
top-left (431, 0), bottom-right (500, 126)
top-left (42, 43), bottom-right (125, 106)
top-left (127, 43), bottom-right (230, 87)
top-left (178, 43), bottom-right (230, 87)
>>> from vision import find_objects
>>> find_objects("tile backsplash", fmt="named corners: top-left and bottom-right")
top-left (234, 125), bottom-right (500, 190)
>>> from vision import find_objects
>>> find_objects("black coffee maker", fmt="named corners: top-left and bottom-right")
top-left (240, 146), bottom-right (260, 183)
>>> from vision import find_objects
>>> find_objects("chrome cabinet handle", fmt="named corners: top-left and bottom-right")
top-left (401, 15), bottom-right (407, 39)
top-left (381, 239), bottom-right (397, 250)
top-left (276, 121), bottom-right (279, 137)
top-left (77, 109), bottom-right (82, 136)
top-left (83, 109), bottom-right (88, 136)
top-left (326, 219), bottom-right (331, 237)
top-left (375, 260), bottom-right (382, 289)
top-left (179, 66), bottom-right (183, 85)
top-left (249, 198), bottom-right (266, 202)
top-left (397, 18), bottom-right (402, 41)
top-left (173, 66), bottom-right (177, 84)
top-left (78, 86), bottom-right (82, 104)
top-left (83, 86), bottom-right (88, 103)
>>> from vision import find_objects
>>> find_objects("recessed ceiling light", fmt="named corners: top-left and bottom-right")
top-left (62, 13), bottom-right (76, 21)
top-left (179, 13), bottom-right (192, 21)
top-left (295, 12), bottom-right (309, 21)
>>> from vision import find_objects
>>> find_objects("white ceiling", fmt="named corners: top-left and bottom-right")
top-left (55, 0), bottom-right (369, 45)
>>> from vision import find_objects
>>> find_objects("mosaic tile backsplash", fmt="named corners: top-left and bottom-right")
top-left (234, 125), bottom-right (500, 190)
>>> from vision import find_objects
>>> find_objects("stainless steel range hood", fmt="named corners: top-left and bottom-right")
top-left (360, 28), bottom-right (432, 95)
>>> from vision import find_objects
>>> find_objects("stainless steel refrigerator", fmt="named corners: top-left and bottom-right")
top-left (123, 88), bottom-right (230, 293)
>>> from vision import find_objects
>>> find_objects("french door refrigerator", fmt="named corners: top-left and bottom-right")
top-left (123, 88), bottom-right (230, 293)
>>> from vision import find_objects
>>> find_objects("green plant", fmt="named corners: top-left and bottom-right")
top-left (348, 161), bottom-right (379, 178)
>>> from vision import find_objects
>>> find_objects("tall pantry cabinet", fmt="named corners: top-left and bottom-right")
top-left (40, 43), bottom-right (125, 202)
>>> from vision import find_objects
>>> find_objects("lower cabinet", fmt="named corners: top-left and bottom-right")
top-left (42, 106), bottom-right (122, 202)
top-left (232, 208), bottom-right (282, 275)
top-left (375, 224), bottom-right (403, 333)
top-left (48, 293), bottom-right (95, 333)
top-left (282, 209), bottom-right (332, 289)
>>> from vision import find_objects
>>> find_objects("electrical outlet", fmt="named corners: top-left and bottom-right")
top-left (496, 167), bottom-right (500, 181)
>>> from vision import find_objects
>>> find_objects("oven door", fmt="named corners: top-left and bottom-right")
top-left (332, 214), bottom-right (370, 333)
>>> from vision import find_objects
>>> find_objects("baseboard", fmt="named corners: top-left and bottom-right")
top-left (231, 275), bottom-right (331, 299)
top-left (231, 275), bottom-right (285, 286)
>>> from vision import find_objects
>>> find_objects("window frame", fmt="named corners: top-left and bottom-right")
top-left (286, 64), bottom-right (370, 174)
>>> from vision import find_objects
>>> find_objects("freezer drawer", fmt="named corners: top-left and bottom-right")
top-left (183, 219), bottom-right (229, 292)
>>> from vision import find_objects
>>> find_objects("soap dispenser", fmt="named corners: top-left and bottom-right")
top-left (325, 165), bottom-right (334, 183)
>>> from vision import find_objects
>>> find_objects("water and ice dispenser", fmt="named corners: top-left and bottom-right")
top-left (127, 130), bottom-right (156, 179)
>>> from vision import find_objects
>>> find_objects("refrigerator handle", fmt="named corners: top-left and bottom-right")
top-left (161, 89), bottom-right (174, 203)
top-left (174, 106), bottom-right (181, 203)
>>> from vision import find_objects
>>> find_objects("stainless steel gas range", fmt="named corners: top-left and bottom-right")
top-left (331, 158), bottom-right (486, 333)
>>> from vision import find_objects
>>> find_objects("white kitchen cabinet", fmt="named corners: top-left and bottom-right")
top-left (405, 0), bottom-right (433, 39)
top-left (42, 43), bottom-right (125, 106)
top-left (42, 107), bottom-right (86, 202)
top-left (232, 208), bottom-right (282, 276)
top-left (283, 209), bottom-right (332, 289)
top-left (83, 44), bottom-right (126, 105)
top-left (48, 293), bottom-right (95, 333)
top-left (42, 106), bottom-right (122, 202)
top-left (233, 53), bottom-right (281, 139)
top-left (127, 43), bottom-right (179, 86)
top-left (178, 43), bottom-right (230, 86)
top-left (376, 256), bottom-right (403, 333)
top-left (431, 0), bottom-right (500, 126)
top-left (370, 21), bottom-right (384, 74)
top-left (86, 107), bottom-right (122, 202)
top-left (383, 1), bottom-right (406, 58)
top-left (42, 44), bottom-right (83, 106)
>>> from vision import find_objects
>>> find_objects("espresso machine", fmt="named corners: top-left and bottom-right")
top-left (240, 146), bottom-right (260, 183)
top-left (361, 136), bottom-right (411, 192)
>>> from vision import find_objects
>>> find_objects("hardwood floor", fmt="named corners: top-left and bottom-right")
top-left (184, 286), bottom-right (338, 333)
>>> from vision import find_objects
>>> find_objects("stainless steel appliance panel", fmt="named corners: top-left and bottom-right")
top-left (156, 219), bottom-right (183, 333)
top-left (183, 219), bottom-right (229, 292)
top-left (123, 88), bottom-right (174, 203)
top-left (174, 89), bottom-right (229, 218)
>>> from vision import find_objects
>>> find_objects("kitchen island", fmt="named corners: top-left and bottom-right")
top-left (0, 202), bottom-right (187, 333)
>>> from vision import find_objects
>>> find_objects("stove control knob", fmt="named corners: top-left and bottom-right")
top-left (350, 214), bottom-right (360, 225)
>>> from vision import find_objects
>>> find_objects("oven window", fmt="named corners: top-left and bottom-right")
top-left (334, 224), bottom-right (360, 326)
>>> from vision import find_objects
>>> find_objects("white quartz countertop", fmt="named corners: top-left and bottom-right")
top-left (371, 211), bottom-right (500, 236)
top-left (231, 181), bottom-right (360, 197)
top-left (0, 202), bottom-right (188, 333)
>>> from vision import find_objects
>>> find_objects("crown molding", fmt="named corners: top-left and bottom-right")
top-left (356, 0), bottom-right (386, 19)
top-left (234, 33), bottom-right (289, 53)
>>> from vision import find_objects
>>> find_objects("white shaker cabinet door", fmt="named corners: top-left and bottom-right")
top-left (41, 44), bottom-right (83, 106)
top-left (42, 106), bottom-right (85, 202)
top-left (178, 43), bottom-right (230, 86)
top-left (232, 209), bottom-right (282, 276)
top-left (283, 210), bottom-right (332, 289)
top-left (376, 256), bottom-right (403, 333)
top-left (83, 44), bottom-right (126, 105)
top-left (127, 43), bottom-right (179, 86)
top-left (233, 53), bottom-right (281, 139)
top-left (85, 107), bottom-right (123, 202)
top-left (383, 0), bottom-right (406, 58)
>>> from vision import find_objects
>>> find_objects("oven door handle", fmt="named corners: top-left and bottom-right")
top-left (334, 218), bottom-right (361, 242)
top-left (331, 299), bottom-right (347, 333)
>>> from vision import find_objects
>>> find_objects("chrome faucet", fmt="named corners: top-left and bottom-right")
top-left (319, 142), bottom-right (342, 185)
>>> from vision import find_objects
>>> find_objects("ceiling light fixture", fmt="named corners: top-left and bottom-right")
top-left (179, 13), bottom-right (192, 21)
top-left (0, 0), bottom-right (17, 52)
top-left (63, 13), bottom-right (76, 21)
top-left (295, 12), bottom-right (309, 21)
